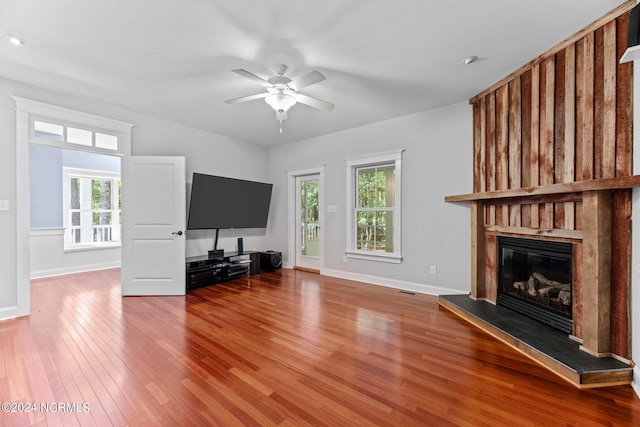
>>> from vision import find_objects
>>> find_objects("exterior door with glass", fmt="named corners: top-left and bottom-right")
top-left (295, 174), bottom-right (321, 271)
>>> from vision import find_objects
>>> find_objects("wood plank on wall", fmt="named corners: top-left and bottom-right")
top-left (616, 13), bottom-right (633, 178)
top-left (594, 26), bottom-right (605, 181)
top-left (530, 64), bottom-right (541, 229)
top-left (521, 70), bottom-right (533, 229)
top-left (603, 21), bottom-right (618, 180)
top-left (473, 102), bottom-right (482, 193)
top-left (611, 190), bottom-right (631, 358)
top-left (509, 77), bottom-right (522, 227)
top-left (564, 44), bottom-right (576, 230)
top-left (486, 93), bottom-right (497, 226)
top-left (540, 57), bottom-right (555, 229)
top-left (554, 50), bottom-right (566, 230)
top-left (479, 101), bottom-right (487, 192)
top-left (579, 32), bottom-right (595, 181)
top-left (496, 85), bottom-right (509, 227)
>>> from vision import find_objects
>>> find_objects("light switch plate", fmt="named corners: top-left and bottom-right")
top-left (0, 200), bottom-right (8, 211)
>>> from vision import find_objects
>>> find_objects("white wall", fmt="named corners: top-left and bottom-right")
top-left (0, 75), bottom-right (271, 318)
top-left (268, 101), bottom-right (473, 295)
top-left (29, 229), bottom-right (121, 278)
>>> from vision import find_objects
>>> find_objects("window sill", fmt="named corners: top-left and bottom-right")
top-left (64, 243), bottom-right (121, 253)
top-left (344, 251), bottom-right (403, 264)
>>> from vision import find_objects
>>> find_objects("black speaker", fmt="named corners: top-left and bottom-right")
top-left (260, 251), bottom-right (282, 272)
top-left (249, 252), bottom-right (260, 275)
top-left (237, 237), bottom-right (243, 254)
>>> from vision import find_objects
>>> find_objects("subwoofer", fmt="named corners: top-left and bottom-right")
top-left (260, 251), bottom-right (282, 272)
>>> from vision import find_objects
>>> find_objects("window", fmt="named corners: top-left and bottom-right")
top-left (33, 120), bottom-right (120, 152)
top-left (63, 168), bottom-right (121, 250)
top-left (345, 150), bottom-right (403, 263)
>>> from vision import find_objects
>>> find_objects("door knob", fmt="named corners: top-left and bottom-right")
top-left (172, 231), bottom-right (183, 236)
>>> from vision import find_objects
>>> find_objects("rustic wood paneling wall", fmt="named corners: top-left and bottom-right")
top-left (469, 5), bottom-right (633, 358)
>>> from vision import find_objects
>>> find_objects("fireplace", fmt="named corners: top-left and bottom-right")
top-left (497, 237), bottom-right (573, 334)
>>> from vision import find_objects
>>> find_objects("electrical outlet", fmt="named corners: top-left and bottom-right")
top-left (429, 265), bottom-right (437, 275)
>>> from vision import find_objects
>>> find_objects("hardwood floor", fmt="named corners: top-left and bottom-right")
top-left (2, 268), bottom-right (640, 426)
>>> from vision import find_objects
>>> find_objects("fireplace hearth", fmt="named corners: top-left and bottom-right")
top-left (497, 237), bottom-right (572, 334)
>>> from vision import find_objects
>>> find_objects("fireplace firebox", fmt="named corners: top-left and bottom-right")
top-left (497, 237), bottom-right (573, 334)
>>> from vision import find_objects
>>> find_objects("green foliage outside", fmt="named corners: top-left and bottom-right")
top-left (356, 165), bottom-right (394, 252)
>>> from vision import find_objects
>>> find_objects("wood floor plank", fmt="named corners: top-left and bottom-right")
top-left (1, 268), bottom-right (640, 426)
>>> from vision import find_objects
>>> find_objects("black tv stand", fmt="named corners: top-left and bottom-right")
top-left (186, 251), bottom-right (260, 291)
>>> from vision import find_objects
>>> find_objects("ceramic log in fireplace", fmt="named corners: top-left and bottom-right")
top-left (497, 237), bottom-right (573, 334)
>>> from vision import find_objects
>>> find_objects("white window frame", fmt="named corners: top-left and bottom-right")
top-left (63, 167), bottom-right (122, 251)
top-left (345, 149), bottom-right (404, 263)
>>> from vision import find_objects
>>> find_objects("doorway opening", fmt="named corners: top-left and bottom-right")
top-left (13, 96), bottom-right (133, 318)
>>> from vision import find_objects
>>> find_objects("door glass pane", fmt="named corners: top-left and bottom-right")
top-left (300, 179), bottom-right (319, 257)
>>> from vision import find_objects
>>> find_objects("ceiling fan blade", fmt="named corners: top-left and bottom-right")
top-left (232, 69), bottom-right (272, 87)
top-left (294, 93), bottom-right (335, 111)
top-left (288, 70), bottom-right (326, 91)
top-left (225, 92), bottom-right (269, 104)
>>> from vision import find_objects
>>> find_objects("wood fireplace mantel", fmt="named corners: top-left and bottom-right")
top-left (445, 181), bottom-right (631, 358)
top-left (445, 175), bottom-right (640, 203)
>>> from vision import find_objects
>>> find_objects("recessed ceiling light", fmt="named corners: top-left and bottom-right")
top-left (5, 34), bottom-right (27, 46)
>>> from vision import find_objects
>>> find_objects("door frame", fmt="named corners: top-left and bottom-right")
top-left (287, 165), bottom-right (325, 272)
top-left (294, 173), bottom-right (321, 271)
top-left (12, 96), bottom-right (134, 319)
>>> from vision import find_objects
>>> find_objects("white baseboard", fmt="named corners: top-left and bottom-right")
top-left (30, 262), bottom-right (121, 279)
top-left (633, 367), bottom-right (640, 399)
top-left (0, 305), bottom-right (19, 322)
top-left (321, 268), bottom-right (467, 296)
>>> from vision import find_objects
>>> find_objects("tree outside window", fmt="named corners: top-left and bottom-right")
top-left (65, 168), bottom-right (121, 249)
top-left (345, 149), bottom-right (403, 263)
top-left (356, 164), bottom-right (395, 252)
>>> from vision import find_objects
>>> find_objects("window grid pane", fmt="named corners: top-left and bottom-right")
top-left (355, 163), bottom-right (395, 253)
top-left (356, 164), bottom-right (395, 209)
top-left (355, 209), bottom-right (393, 252)
top-left (34, 121), bottom-right (64, 141)
top-left (67, 174), bottom-right (121, 247)
top-left (95, 132), bottom-right (119, 150)
top-left (67, 127), bottom-right (93, 146)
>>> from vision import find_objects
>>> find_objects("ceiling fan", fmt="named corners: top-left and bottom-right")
top-left (225, 64), bottom-right (334, 131)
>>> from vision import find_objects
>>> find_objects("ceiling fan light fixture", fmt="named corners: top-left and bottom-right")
top-left (265, 92), bottom-right (296, 112)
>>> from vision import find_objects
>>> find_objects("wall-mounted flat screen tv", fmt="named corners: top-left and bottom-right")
top-left (187, 173), bottom-right (273, 230)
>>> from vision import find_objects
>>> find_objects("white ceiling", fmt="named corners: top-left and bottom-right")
top-left (0, 0), bottom-right (628, 147)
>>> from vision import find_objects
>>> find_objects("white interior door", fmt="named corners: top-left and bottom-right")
top-left (121, 156), bottom-right (186, 295)
top-left (295, 174), bottom-right (321, 271)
